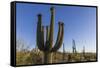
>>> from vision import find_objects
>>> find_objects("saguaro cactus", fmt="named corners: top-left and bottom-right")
top-left (36, 7), bottom-right (64, 64)
top-left (72, 39), bottom-right (77, 54)
top-left (83, 46), bottom-right (85, 58)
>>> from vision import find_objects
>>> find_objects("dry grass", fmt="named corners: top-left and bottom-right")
top-left (16, 49), bottom-right (96, 65)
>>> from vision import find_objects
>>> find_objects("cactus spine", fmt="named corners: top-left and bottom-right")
top-left (36, 7), bottom-right (64, 64)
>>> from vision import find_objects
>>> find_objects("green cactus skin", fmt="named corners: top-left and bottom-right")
top-left (36, 7), bottom-right (64, 64)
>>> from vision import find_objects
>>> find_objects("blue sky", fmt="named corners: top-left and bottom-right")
top-left (16, 3), bottom-right (96, 53)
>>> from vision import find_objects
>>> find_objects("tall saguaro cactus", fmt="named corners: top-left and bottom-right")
top-left (36, 7), bottom-right (64, 64)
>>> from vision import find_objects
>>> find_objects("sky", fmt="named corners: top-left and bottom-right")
top-left (16, 3), bottom-right (96, 53)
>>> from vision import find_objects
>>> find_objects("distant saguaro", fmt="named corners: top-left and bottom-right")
top-left (72, 39), bottom-right (77, 54)
top-left (83, 46), bottom-right (85, 57)
top-left (62, 43), bottom-right (65, 61)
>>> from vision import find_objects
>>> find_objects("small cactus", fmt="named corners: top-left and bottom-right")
top-left (36, 7), bottom-right (64, 64)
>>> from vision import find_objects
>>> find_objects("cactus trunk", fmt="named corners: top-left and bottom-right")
top-left (44, 51), bottom-right (52, 64)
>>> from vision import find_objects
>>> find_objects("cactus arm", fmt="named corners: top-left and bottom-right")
top-left (36, 14), bottom-right (44, 51)
top-left (46, 26), bottom-right (49, 41)
top-left (41, 26), bottom-right (45, 48)
top-left (51, 23), bottom-right (64, 52)
top-left (55, 22), bottom-right (61, 45)
top-left (44, 26), bottom-right (51, 51)
top-left (50, 22), bottom-right (61, 52)
top-left (49, 7), bottom-right (55, 48)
